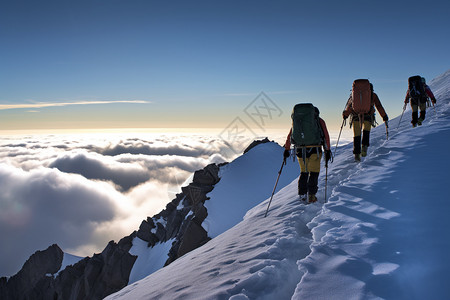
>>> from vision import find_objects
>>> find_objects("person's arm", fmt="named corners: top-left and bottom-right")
top-left (404, 90), bottom-right (410, 103)
top-left (342, 97), bottom-right (353, 119)
top-left (319, 118), bottom-right (331, 150)
top-left (373, 93), bottom-right (388, 121)
top-left (425, 85), bottom-right (437, 103)
top-left (284, 128), bottom-right (292, 151)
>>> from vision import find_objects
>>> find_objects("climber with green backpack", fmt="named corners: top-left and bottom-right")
top-left (283, 104), bottom-right (331, 203)
top-left (342, 79), bottom-right (388, 161)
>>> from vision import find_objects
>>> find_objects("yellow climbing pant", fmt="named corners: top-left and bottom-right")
top-left (411, 102), bottom-right (427, 113)
top-left (353, 120), bottom-right (372, 137)
top-left (298, 152), bottom-right (322, 173)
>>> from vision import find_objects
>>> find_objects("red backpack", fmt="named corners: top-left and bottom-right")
top-left (351, 79), bottom-right (372, 114)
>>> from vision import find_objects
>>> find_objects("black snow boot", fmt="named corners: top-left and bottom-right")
top-left (411, 111), bottom-right (418, 127)
top-left (418, 110), bottom-right (426, 125)
top-left (353, 136), bottom-right (361, 155)
top-left (307, 172), bottom-right (319, 195)
top-left (298, 172), bottom-right (308, 196)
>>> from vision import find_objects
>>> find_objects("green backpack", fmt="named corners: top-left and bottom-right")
top-left (291, 103), bottom-right (323, 147)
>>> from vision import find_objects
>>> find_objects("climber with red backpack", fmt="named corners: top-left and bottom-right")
top-left (283, 104), bottom-right (331, 203)
top-left (404, 76), bottom-right (437, 127)
top-left (342, 79), bottom-right (388, 161)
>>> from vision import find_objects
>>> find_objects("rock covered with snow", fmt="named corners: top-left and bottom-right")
top-left (136, 162), bottom-right (222, 266)
top-left (243, 137), bottom-right (272, 154)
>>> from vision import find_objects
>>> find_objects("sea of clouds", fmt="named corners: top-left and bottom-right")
top-left (0, 130), bottom-right (271, 277)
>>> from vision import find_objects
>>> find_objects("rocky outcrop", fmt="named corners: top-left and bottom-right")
top-left (243, 137), bottom-right (272, 154)
top-left (0, 235), bottom-right (137, 300)
top-left (135, 163), bottom-right (223, 266)
top-left (0, 244), bottom-right (63, 300)
top-left (52, 234), bottom-right (137, 300)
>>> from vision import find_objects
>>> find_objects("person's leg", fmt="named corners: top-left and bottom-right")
top-left (361, 120), bottom-right (372, 157)
top-left (298, 172), bottom-right (308, 196)
top-left (306, 152), bottom-right (321, 202)
top-left (297, 154), bottom-right (308, 197)
top-left (418, 101), bottom-right (427, 125)
top-left (353, 120), bottom-right (362, 160)
top-left (411, 102), bottom-right (419, 126)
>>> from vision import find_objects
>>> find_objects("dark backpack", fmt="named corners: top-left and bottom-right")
top-left (291, 103), bottom-right (323, 147)
top-left (408, 75), bottom-right (426, 100)
top-left (351, 79), bottom-right (372, 114)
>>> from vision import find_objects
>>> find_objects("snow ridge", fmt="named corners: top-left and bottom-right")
top-left (107, 69), bottom-right (450, 300)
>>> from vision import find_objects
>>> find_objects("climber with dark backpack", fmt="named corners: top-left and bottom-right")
top-left (283, 104), bottom-right (331, 203)
top-left (404, 75), bottom-right (437, 127)
top-left (342, 79), bottom-right (388, 161)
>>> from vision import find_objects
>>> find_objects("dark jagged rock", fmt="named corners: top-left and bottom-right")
top-left (154, 222), bottom-right (166, 241)
top-left (176, 221), bottom-right (210, 258)
top-left (136, 219), bottom-right (155, 242)
top-left (243, 137), bottom-right (272, 154)
top-left (0, 235), bottom-right (137, 300)
top-left (165, 209), bottom-right (184, 240)
top-left (136, 162), bottom-right (222, 267)
top-left (0, 244), bottom-right (63, 300)
top-left (193, 163), bottom-right (220, 185)
top-left (54, 234), bottom-right (137, 300)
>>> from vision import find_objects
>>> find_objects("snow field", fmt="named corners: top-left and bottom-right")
top-left (108, 72), bottom-right (450, 299)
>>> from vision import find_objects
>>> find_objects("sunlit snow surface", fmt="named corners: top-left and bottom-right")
top-left (107, 72), bottom-right (450, 299)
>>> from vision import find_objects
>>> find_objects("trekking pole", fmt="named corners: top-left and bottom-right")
top-left (324, 160), bottom-right (328, 203)
top-left (397, 103), bottom-right (407, 130)
top-left (333, 119), bottom-right (346, 157)
top-left (385, 121), bottom-right (389, 140)
top-left (264, 158), bottom-right (286, 217)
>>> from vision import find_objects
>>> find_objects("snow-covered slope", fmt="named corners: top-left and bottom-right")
top-left (107, 70), bottom-right (450, 300)
top-left (125, 141), bottom-right (300, 284)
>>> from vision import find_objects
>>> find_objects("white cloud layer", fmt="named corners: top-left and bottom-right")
top-left (0, 131), bottom-right (255, 277)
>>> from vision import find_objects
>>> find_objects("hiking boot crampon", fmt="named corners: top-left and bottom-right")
top-left (354, 154), bottom-right (361, 161)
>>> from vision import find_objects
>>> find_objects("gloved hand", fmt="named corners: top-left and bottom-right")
top-left (404, 99), bottom-right (409, 104)
top-left (283, 149), bottom-right (290, 159)
top-left (432, 98), bottom-right (437, 105)
top-left (325, 150), bottom-right (332, 163)
top-left (342, 112), bottom-right (348, 120)
top-left (383, 115), bottom-right (389, 122)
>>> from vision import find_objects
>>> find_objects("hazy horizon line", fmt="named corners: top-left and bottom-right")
top-left (0, 100), bottom-right (151, 111)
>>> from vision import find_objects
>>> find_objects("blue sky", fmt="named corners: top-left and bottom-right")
top-left (1, 0), bottom-right (449, 131)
